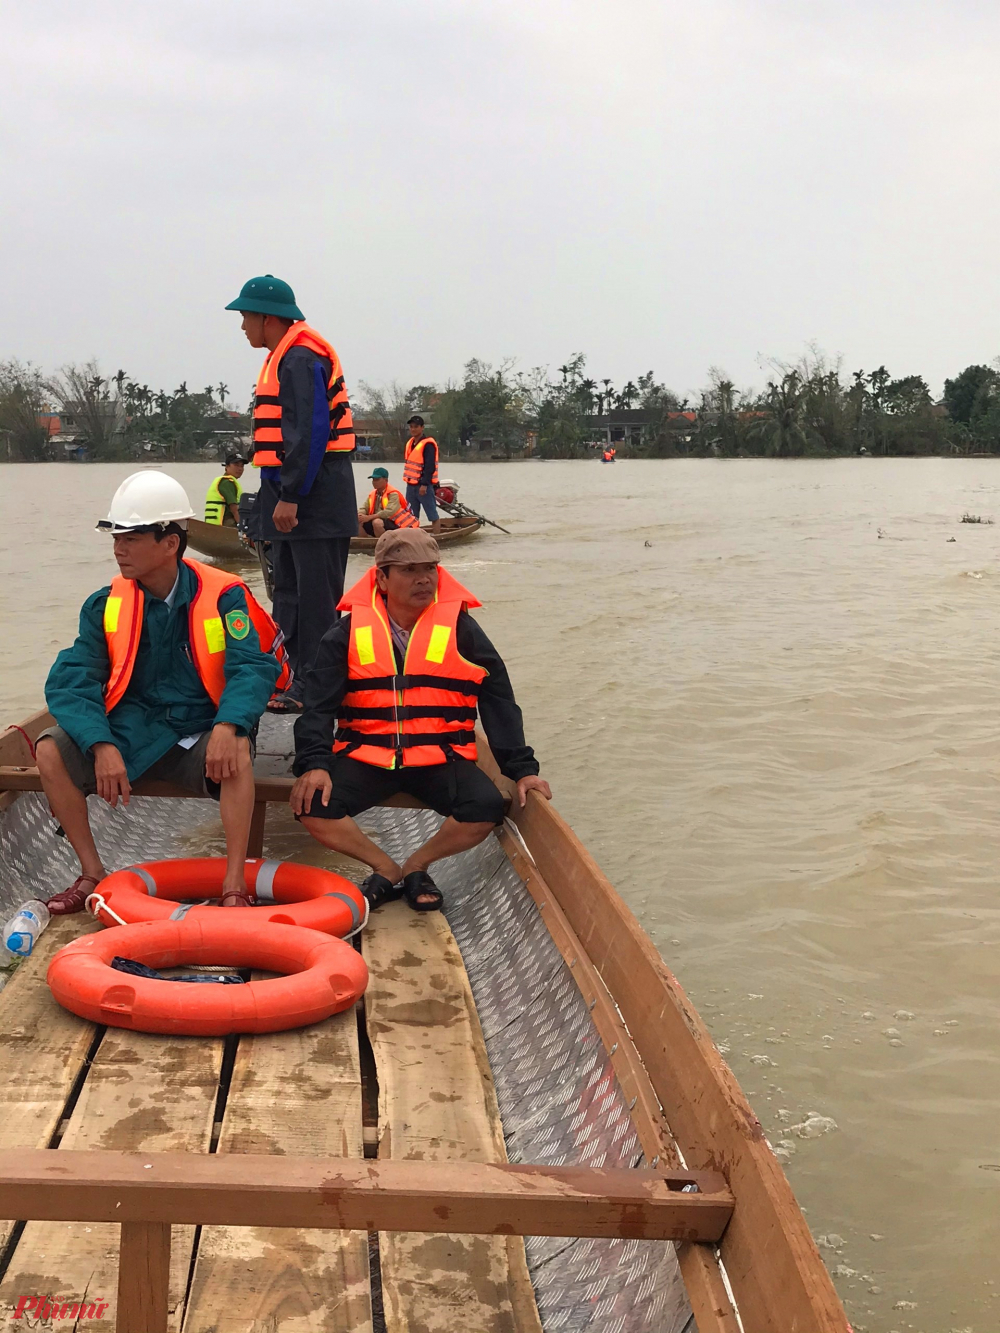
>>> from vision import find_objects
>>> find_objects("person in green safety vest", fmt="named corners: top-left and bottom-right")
top-left (205, 453), bottom-right (246, 526)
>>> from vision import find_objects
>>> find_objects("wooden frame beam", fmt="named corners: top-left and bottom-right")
top-left (0, 1149), bottom-right (733, 1242)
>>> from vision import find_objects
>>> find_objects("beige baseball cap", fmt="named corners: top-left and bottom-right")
top-left (374, 528), bottom-right (441, 568)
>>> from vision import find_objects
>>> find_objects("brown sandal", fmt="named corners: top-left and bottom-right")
top-left (220, 889), bottom-right (256, 908)
top-left (46, 874), bottom-right (102, 916)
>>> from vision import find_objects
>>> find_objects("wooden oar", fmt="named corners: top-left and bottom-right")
top-left (438, 497), bottom-right (512, 535)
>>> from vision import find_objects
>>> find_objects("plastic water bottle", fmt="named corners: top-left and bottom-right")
top-left (2, 900), bottom-right (51, 959)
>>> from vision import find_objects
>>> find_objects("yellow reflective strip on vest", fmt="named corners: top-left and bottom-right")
top-left (204, 617), bottom-right (226, 654)
top-left (425, 624), bottom-right (451, 664)
top-left (355, 625), bottom-right (375, 666)
top-left (104, 596), bottom-right (122, 633)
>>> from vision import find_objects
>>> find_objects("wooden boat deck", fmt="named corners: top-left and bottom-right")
top-left (0, 711), bottom-right (851, 1333)
top-left (0, 901), bottom-right (539, 1331)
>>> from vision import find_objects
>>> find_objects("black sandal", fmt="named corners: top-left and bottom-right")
top-left (266, 692), bottom-right (304, 714)
top-left (361, 873), bottom-right (403, 910)
top-left (402, 871), bottom-right (443, 913)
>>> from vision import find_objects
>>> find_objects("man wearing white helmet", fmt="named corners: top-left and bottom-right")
top-left (35, 472), bottom-right (288, 914)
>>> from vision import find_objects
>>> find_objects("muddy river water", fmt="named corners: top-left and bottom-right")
top-left (2, 458), bottom-right (999, 1332)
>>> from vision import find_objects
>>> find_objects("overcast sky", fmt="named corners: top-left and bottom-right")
top-left (2, 0), bottom-right (998, 405)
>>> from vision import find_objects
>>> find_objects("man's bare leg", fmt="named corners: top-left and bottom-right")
top-left (219, 763), bottom-right (255, 901)
top-left (35, 738), bottom-right (105, 882)
top-left (300, 815), bottom-right (402, 883)
top-left (400, 817), bottom-right (494, 900)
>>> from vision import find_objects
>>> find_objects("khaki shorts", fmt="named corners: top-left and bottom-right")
top-left (36, 726), bottom-right (223, 799)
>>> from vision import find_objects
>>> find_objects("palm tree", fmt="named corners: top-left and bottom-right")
top-left (578, 379), bottom-right (597, 412)
top-left (618, 381), bottom-right (637, 410)
top-left (601, 379), bottom-right (613, 414)
top-left (557, 364), bottom-right (571, 384)
top-left (217, 382), bottom-right (228, 407)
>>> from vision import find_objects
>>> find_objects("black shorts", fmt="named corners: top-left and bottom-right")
top-left (360, 518), bottom-right (398, 535)
top-left (301, 755), bottom-right (505, 825)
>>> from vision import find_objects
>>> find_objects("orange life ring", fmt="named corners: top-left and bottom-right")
top-left (47, 916), bottom-right (369, 1036)
top-left (87, 858), bottom-right (366, 937)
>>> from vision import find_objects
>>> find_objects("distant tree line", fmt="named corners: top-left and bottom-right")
top-left (0, 359), bottom-right (246, 462)
top-left (4, 350), bottom-right (1000, 462)
top-left (359, 350), bottom-right (1000, 460)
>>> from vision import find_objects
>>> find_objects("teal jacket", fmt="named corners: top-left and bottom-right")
top-left (45, 561), bottom-right (281, 780)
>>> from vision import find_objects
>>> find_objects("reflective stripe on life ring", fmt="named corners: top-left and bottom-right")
top-left (47, 917), bottom-right (369, 1037)
top-left (89, 859), bottom-right (365, 937)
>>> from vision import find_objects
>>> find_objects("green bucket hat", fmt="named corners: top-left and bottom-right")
top-left (225, 274), bottom-right (305, 321)
top-left (368, 467), bottom-right (389, 480)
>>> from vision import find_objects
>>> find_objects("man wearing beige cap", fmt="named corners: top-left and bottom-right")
top-left (290, 528), bottom-right (550, 911)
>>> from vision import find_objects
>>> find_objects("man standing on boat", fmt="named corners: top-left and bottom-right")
top-left (289, 528), bottom-right (550, 911)
top-left (36, 473), bottom-right (287, 914)
top-left (403, 415), bottom-right (442, 532)
top-left (226, 274), bottom-right (358, 713)
top-left (204, 452), bottom-right (246, 527)
top-left (357, 466), bottom-right (420, 537)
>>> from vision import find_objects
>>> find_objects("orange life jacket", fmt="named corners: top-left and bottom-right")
top-left (251, 322), bottom-right (355, 467)
top-left (102, 559), bottom-right (291, 712)
top-left (403, 435), bottom-right (439, 486)
top-left (363, 486), bottom-right (419, 528)
top-left (333, 566), bottom-right (486, 768)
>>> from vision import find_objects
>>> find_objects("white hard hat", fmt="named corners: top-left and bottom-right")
top-left (98, 471), bottom-right (196, 533)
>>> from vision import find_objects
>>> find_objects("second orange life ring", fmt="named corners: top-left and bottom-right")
top-left (87, 858), bottom-right (366, 937)
top-left (47, 916), bottom-right (368, 1036)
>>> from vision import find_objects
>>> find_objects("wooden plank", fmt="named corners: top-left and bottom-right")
top-left (363, 904), bottom-right (544, 1333)
top-left (0, 1150), bottom-right (731, 1237)
top-left (0, 713), bottom-right (49, 810)
top-left (182, 1006), bottom-right (372, 1333)
top-left (0, 767), bottom-right (436, 811)
top-left (0, 709), bottom-right (52, 762)
top-left (510, 792), bottom-right (849, 1333)
top-left (0, 766), bottom-right (296, 804)
top-left (0, 914), bottom-right (100, 1250)
top-left (119, 1222), bottom-right (171, 1333)
top-left (0, 1028), bottom-right (224, 1332)
top-left (498, 826), bottom-right (742, 1333)
top-left (246, 800), bottom-right (267, 859)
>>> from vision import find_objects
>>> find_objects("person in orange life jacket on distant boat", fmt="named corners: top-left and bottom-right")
top-left (289, 528), bottom-right (551, 912)
top-left (403, 416), bottom-right (442, 532)
top-left (357, 467), bottom-right (420, 538)
top-left (35, 473), bottom-right (287, 915)
top-left (226, 274), bottom-right (358, 714)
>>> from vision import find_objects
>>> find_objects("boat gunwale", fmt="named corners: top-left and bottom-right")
top-left (500, 778), bottom-right (849, 1333)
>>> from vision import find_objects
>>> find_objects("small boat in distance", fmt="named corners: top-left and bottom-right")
top-left (186, 513), bottom-right (485, 562)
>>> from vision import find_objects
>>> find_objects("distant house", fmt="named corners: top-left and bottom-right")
top-left (352, 415), bottom-right (386, 455)
top-left (582, 409), bottom-right (697, 448)
top-left (36, 410), bottom-right (88, 459)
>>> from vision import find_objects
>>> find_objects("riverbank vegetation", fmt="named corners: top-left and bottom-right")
top-left (0, 360), bottom-right (245, 462)
top-left (360, 350), bottom-right (1000, 460)
top-left (3, 349), bottom-right (1000, 462)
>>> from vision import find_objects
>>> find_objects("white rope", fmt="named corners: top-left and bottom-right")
top-left (85, 891), bottom-right (129, 928)
top-left (342, 895), bottom-right (370, 940)
top-left (502, 817), bottom-right (536, 867)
